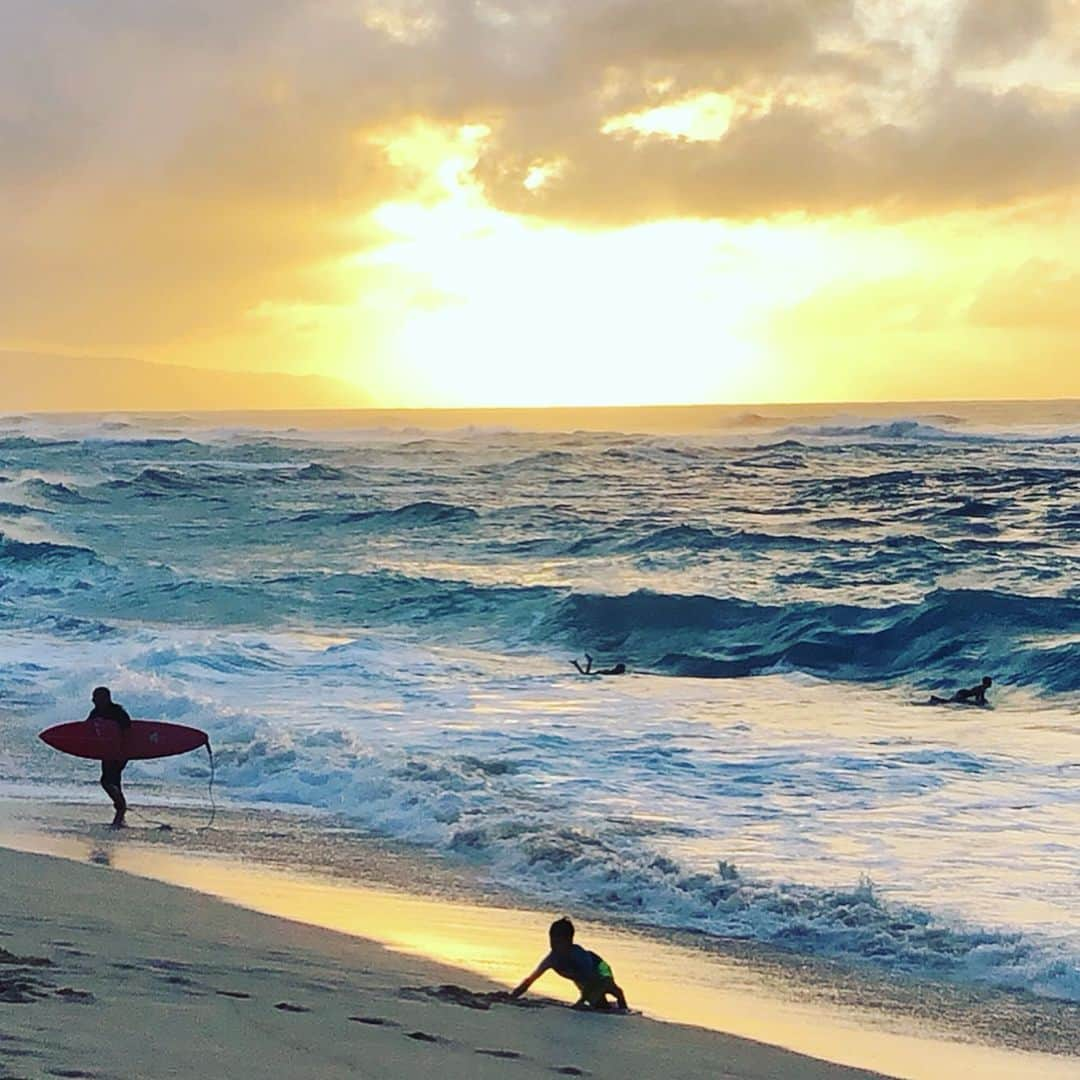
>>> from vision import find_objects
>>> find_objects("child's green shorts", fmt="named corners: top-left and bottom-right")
top-left (581, 960), bottom-right (616, 1004)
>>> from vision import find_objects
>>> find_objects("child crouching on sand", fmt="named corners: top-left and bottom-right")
top-left (510, 917), bottom-right (628, 1011)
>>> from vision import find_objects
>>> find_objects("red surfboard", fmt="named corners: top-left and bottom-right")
top-left (39, 720), bottom-right (209, 761)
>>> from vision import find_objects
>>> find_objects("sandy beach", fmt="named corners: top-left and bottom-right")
top-left (1, 840), bottom-right (898, 1080)
top-left (2, 800), bottom-right (1078, 1080)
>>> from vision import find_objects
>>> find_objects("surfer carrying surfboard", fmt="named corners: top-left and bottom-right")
top-left (40, 704), bottom-right (209, 830)
top-left (87, 687), bottom-right (132, 828)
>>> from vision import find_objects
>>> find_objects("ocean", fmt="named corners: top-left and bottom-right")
top-left (1, 401), bottom-right (1077, 1005)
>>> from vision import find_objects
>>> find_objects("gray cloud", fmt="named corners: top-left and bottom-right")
top-left (468, 2), bottom-right (1080, 224)
top-left (952, 0), bottom-right (1053, 67)
top-left (476, 80), bottom-right (1080, 225)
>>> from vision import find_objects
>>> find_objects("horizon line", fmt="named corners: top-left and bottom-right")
top-left (18, 396), bottom-right (1080, 416)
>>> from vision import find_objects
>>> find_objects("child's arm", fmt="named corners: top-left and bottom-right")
top-left (510, 957), bottom-right (551, 998)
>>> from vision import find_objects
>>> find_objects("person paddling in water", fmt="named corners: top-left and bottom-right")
top-left (511, 917), bottom-right (628, 1011)
top-left (87, 686), bottom-right (131, 827)
top-left (929, 676), bottom-right (993, 707)
top-left (571, 654), bottom-right (626, 676)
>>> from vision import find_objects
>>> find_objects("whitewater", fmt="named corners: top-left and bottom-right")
top-left (0, 402), bottom-right (1077, 1005)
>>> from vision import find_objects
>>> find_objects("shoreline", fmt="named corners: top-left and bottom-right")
top-left (2, 798), bottom-right (1077, 1079)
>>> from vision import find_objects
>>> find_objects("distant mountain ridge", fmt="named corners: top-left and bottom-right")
top-left (0, 351), bottom-right (370, 411)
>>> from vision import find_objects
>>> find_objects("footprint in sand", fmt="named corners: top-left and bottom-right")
top-left (348, 1016), bottom-right (398, 1027)
top-left (476, 1049), bottom-right (522, 1060)
top-left (273, 1002), bottom-right (310, 1013)
top-left (1, 1033), bottom-right (40, 1058)
top-left (553, 1068), bottom-right (588, 1076)
top-left (162, 975), bottom-right (196, 987)
top-left (400, 984), bottom-right (508, 1011)
top-left (404, 1031), bottom-right (442, 1044)
top-left (147, 958), bottom-right (192, 973)
top-left (1, 1043), bottom-right (42, 1060)
top-left (47, 1070), bottom-right (96, 1079)
top-left (215, 989), bottom-right (252, 1000)
top-left (0, 974), bottom-right (52, 1004)
top-left (54, 988), bottom-right (95, 1004)
top-left (0, 949), bottom-right (52, 968)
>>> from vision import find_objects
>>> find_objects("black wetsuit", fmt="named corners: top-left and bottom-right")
top-left (953, 685), bottom-right (988, 705)
top-left (87, 702), bottom-right (132, 787)
top-left (929, 684), bottom-right (989, 706)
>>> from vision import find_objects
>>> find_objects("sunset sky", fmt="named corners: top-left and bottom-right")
top-left (3, 0), bottom-right (1079, 407)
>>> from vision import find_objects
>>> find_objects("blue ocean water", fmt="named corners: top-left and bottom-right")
top-left (0, 404), bottom-right (1077, 1002)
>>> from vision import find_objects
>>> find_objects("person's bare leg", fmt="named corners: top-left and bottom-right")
top-left (101, 777), bottom-right (126, 827)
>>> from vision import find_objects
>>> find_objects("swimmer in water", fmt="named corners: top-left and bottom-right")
top-left (571, 654), bottom-right (626, 676)
top-left (928, 676), bottom-right (993, 706)
top-left (510, 917), bottom-right (628, 1011)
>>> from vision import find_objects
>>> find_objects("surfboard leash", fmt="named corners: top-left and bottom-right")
top-left (196, 742), bottom-right (217, 832)
top-left (126, 740), bottom-right (216, 833)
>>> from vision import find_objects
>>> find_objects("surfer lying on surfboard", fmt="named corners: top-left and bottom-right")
top-left (571, 654), bottom-right (626, 676)
top-left (87, 686), bottom-right (131, 828)
top-left (927, 676), bottom-right (993, 707)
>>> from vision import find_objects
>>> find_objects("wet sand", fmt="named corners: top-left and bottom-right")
top-left (2, 800), bottom-right (1078, 1079)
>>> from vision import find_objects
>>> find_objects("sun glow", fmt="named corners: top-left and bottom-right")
top-left (602, 92), bottom-right (737, 142)
top-left (362, 203), bottom-right (767, 406)
top-left (349, 123), bottom-right (925, 408)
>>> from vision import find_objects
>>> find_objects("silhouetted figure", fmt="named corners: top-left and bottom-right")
top-left (86, 686), bottom-right (131, 827)
top-left (511, 917), bottom-right (628, 1011)
top-left (571, 653), bottom-right (626, 676)
top-left (929, 676), bottom-right (993, 707)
